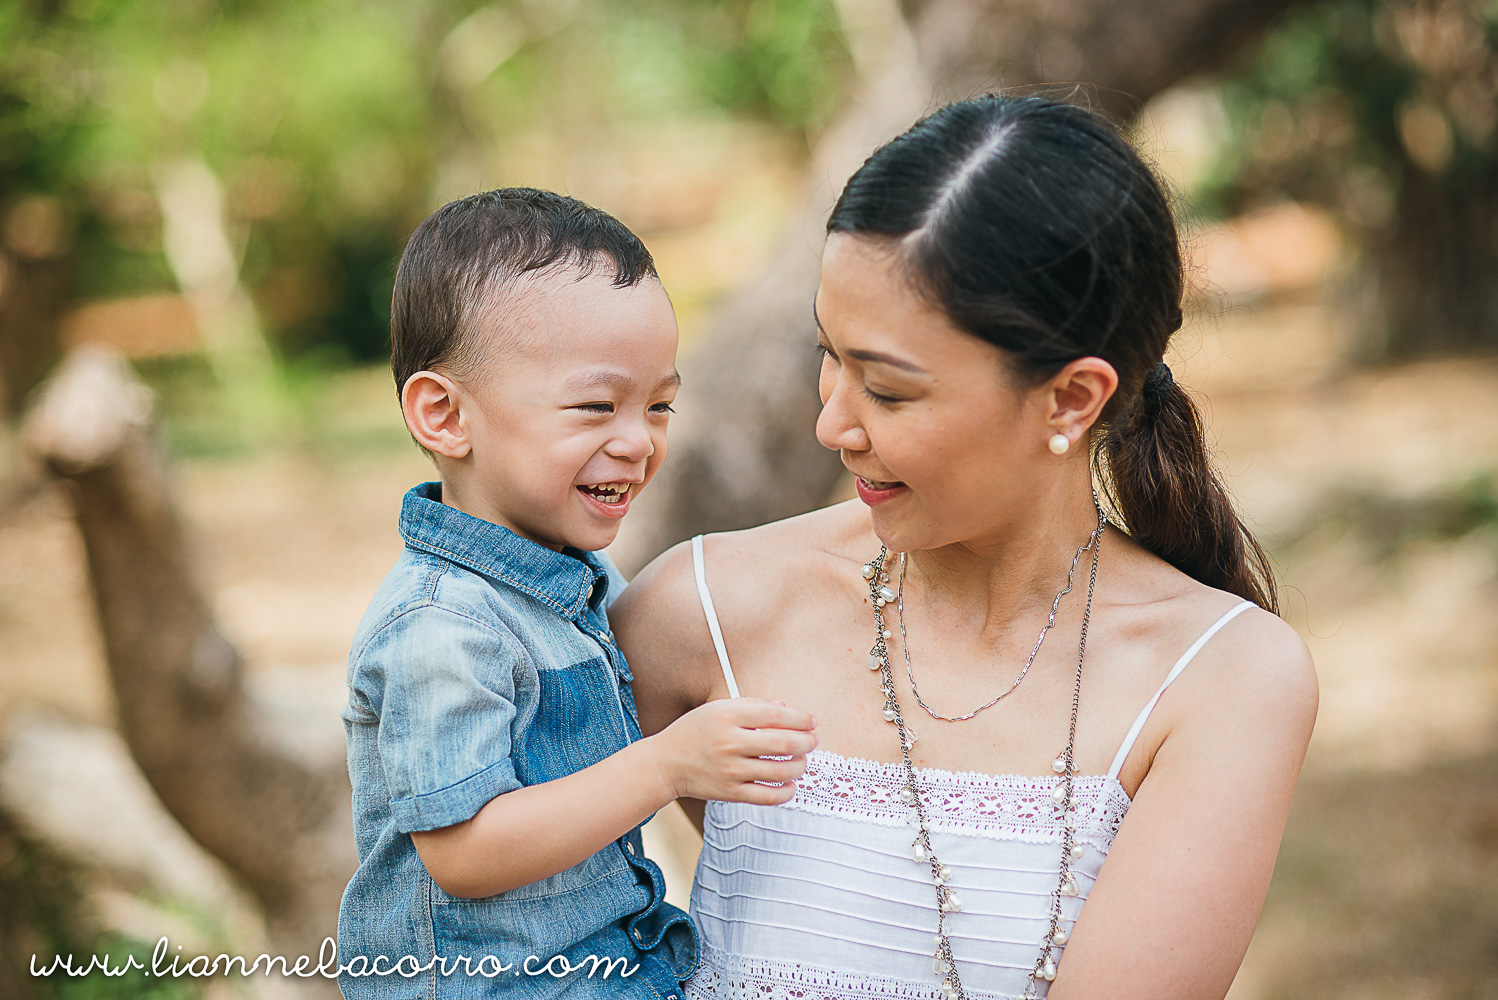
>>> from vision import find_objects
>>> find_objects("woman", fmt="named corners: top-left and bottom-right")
top-left (612, 94), bottom-right (1317, 1000)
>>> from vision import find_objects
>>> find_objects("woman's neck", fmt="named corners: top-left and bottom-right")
top-left (902, 483), bottom-right (1107, 638)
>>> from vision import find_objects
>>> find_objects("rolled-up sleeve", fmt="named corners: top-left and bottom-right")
top-left (351, 604), bottom-right (525, 833)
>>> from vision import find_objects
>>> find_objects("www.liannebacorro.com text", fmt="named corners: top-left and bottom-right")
top-left (31, 937), bottom-right (640, 979)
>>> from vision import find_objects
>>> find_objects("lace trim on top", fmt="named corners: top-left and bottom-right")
top-left (685, 941), bottom-right (1029, 1000)
top-left (786, 749), bottom-right (1131, 851)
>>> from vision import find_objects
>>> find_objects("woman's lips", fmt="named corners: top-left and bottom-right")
top-left (854, 476), bottom-right (908, 505)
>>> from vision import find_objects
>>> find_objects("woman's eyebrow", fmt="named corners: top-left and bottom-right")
top-left (846, 349), bottom-right (927, 374)
top-left (813, 299), bottom-right (926, 374)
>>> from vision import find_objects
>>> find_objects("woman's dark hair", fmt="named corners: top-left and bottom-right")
top-left (828, 94), bottom-right (1278, 614)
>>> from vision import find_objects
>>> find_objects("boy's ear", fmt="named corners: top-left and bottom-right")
top-left (401, 371), bottom-right (472, 459)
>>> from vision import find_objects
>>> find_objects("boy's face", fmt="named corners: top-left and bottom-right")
top-left (446, 271), bottom-right (680, 553)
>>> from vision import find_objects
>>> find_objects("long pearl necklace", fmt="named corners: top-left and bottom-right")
top-left (860, 504), bottom-right (1106, 999)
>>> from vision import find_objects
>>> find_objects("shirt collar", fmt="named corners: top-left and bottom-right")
top-left (398, 481), bottom-right (611, 620)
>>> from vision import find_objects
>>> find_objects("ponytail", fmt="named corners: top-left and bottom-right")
top-left (1095, 363), bottom-right (1279, 614)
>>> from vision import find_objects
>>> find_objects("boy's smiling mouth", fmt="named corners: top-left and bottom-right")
top-left (577, 481), bottom-right (636, 516)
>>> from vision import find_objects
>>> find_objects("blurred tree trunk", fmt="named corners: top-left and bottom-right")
top-left (618, 0), bottom-right (1304, 570)
top-left (0, 245), bottom-right (69, 420)
top-left (1359, 163), bottom-right (1498, 358)
top-left (21, 346), bottom-right (353, 992)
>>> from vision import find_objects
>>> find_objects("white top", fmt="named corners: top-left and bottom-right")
top-left (685, 534), bottom-right (1255, 1000)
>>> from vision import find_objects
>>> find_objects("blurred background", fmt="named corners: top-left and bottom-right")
top-left (0, 0), bottom-right (1495, 997)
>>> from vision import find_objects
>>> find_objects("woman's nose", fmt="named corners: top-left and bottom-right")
top-left (816, 375), bottom-right (871, 453)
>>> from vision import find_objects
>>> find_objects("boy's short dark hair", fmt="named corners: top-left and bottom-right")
top-left (390, 187), bottom-right (657, 397)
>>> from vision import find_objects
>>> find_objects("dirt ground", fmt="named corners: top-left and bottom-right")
top-left (1, 271), bottom-right (1496, 996)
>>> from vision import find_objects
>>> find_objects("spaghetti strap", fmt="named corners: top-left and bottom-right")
top-left (691, 534), bottom-right (741, 699)
top-left (1106, 600), bottom-right (1257, 781)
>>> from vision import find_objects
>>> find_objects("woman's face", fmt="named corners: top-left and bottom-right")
top-left (814, 233), bottom-right (1098, 554)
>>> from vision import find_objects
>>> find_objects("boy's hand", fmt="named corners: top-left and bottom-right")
top-left (645, 698), bottom-right (817, 805)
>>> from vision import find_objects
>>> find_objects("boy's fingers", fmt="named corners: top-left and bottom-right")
top-left (746, 731), bottom-right (817, 756)
top-left (732, 699), bottom-right (816, 731)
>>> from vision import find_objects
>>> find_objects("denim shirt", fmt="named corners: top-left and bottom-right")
top-left (338, 482), bottom-right (697, 1000)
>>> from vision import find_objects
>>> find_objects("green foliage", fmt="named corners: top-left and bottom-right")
top-left (1197, 0), bottom-right (1498, 228)
top-left (0, 808), bottom-right (200, 1000)
top-left (1, 0), bottom-right (850, 365)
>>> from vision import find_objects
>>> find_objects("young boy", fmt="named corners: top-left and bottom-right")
top-left (337, 188), bottom-right (816, 1000)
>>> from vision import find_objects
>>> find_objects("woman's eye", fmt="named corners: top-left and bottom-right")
top-left (863, 386), bottom-right (900, 406)
top-left (814, 342), bottom-right (837, 363)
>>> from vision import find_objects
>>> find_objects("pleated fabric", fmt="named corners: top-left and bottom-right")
top-left (685, 749), bottom-right (1130, 1000)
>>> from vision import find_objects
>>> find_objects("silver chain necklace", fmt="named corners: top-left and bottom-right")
top-left (861, 501), bottom-right (1106, 1000)
top-left (892, 527), bottom-right (1103, 723)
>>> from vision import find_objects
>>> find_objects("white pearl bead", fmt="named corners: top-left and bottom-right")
top-left (1052, 928), bottom-right (1069, 945)
top-left (883, 708), bottom-right (897, 722)
top-left (1070, 843), bottom-right (1084, 859)
top-left (932, 934), bottom-right (944, 948)
top-left (945, 892), bottom-right (963, 912)
top-left (1051, 783), bottom-right (1068, 804)
top-left (882, 629), bottom-right (893, 639)
top-left (914, 841), bottom-right (928, 863)
top-left (1048, 433), bottom-right (1069, 455)
top-left (867, 653), bottom-right (881, 670)
top-left (862, 564), bottom-right (875, 579)
top-left (1052, 756), bottom-right (1067, 774)
top-left (939, 865), bottom-right (951, 879)
top-left (874, 597), bottom-right (885, 608)
top-left (1043, 960), bottom-right (1057, 981)
top-left (932, 958), bottom-right (949, 976)
top-left (1061, 874), bottom-right (1079, 896)
top-left (899, 787), bottom-right (917, 805)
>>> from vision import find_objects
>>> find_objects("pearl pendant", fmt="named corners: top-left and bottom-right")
top-left (1061, 874), bottom-right (1080, 896)
top-left (879, 586), bottom-right (897, 602)
top-left (899, 787), bottom-right (917, 805)
top-left (1052, 756), bottom-right (1067, 774)
top-left (883, 707), bottom-right (897, 722)
top-left (882, 629), bottom-right (893, 639)
top-left (862, 564), bottom-right (875, 580)
top-left (1070, 843), bottom-right (1084, 859)
top-left (1052, 928), bottom-right (1069, 945)
top-left (1050, 782), bottom-right (1068, 804)
top-left (914, 841), bottom-right (928, 863)
top-left (874, 597), bottom-right (885, 608)
top-left (943, 892), bottom-right (963, 913)
top-left (867, 653), bottom-right (881, 670)
top-left (932, 934), bottom-right (944, 948)
top-left (939, 865), bottom-right (951, 880)
top-left (1042, 960), bottom-right (1057, 981)
top-left (932, 957), bottom-right (949, 977)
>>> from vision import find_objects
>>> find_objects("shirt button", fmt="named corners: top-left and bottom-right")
top-left (624, 840), bottom-right (636, 855)
top-left (633, 927), bottom-right (645, 944)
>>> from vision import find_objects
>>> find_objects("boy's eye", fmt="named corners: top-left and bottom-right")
top-left (576, 402), bottom-right (614, 414)
top-left (650, 402), bottom-right (676, 414)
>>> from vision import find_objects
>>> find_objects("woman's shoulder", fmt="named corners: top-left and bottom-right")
top-left (609, 502), bottom-right (874, 687)
top-left (1140, 564), bottom-right (1318, 740)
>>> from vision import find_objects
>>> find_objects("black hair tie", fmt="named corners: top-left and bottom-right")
top-left (1141, 361), bottom-right (1173, 402)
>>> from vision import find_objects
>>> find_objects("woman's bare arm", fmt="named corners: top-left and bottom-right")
top-left (1049, 607), bottom-right (1318, 999)
top-left (611, 539), bottom-right (734, 836)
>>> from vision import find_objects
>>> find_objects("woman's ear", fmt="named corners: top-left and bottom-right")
top-left (1046, 356), bottom-right (1118, 444)
top-left (401, 371), bottom-right (472, 459)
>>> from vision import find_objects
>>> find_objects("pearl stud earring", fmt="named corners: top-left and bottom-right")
top-left (1048, 433), bottom-right (1070, 455)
